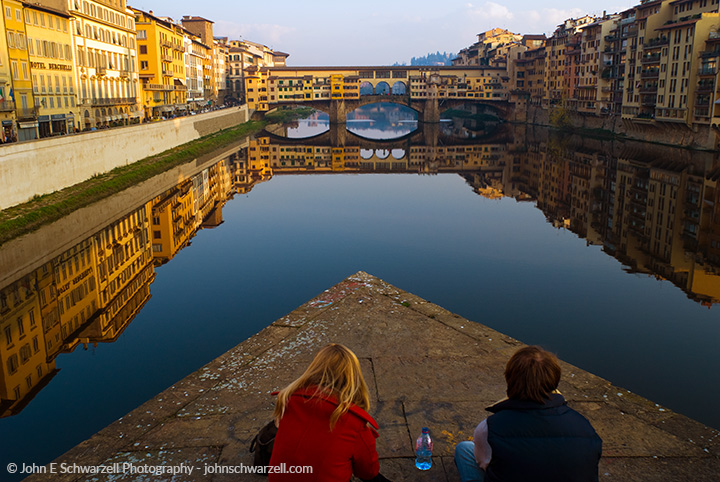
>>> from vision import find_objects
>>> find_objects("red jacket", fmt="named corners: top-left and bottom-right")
top-left (268, 386), bottom-right (380, 481)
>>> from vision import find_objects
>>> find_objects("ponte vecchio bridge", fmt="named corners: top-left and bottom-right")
top-left (244, 66), bottom-right (512, 123)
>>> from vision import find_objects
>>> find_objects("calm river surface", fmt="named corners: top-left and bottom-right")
top-left (1, 105), bottom-right (719, 477)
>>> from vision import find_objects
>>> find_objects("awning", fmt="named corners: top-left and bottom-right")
top-left (18, 121), bottom-right (38, 128)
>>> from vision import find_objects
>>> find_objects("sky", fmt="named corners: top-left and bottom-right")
top-left (128, 0), bottom-right (638, 66)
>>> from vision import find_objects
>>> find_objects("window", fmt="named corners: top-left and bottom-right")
top-left (7, 355), bottom-right (18, 375)
top-left (137, 29), bottom-right (146, 40)
top-left (4, 326), bottom-right (11, 346)
top-left (19, 344), bottom-right (31, 363)
top-left (139, 45), bottom-right (147, 54)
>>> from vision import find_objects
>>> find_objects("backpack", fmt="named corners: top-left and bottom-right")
top-left (249, 420), bottom-right (278, 470)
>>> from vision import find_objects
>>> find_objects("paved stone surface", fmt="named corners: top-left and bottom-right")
top-left (24, 272), bottom-right (720, 481)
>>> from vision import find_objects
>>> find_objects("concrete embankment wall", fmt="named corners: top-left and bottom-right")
top-left (517, 104), bottom-right (719, 150)
top-left (0, 105), bottom-right (249, 211)
top-left (0, 137), bottom-right (249, 288)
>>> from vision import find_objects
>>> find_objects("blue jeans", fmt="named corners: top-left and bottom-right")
top-left (454, 441), bottom-right (486, 482)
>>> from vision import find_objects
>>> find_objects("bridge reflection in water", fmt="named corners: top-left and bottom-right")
top-left (1, 123), bottom-right (720, 426)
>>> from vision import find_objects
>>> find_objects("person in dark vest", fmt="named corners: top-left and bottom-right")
top-left (454, 345), bottom-right (602, 482)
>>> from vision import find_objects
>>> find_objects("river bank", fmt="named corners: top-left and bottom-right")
top-left (0, 118), bottom-right (265, 246)
top-left (0, 107), bottom-right (251, 212)
top-left (18, 272), bottom-right (720, 482)
top-left (514, 102), bottom-right (719, 150)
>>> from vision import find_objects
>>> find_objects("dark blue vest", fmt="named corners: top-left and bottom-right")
top-left (486, 394), bottom-right (602, 482)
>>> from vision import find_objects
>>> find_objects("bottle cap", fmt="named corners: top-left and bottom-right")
top-left (422, 427), bottom-right (429, 433)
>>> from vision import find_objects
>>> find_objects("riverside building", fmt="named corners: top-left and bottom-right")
top-left (23, 2), bottom-right (78, 137)
top-left (41, 0), bottom-right (141, 129)
top-left (3, 0), bottom-right (37, 140)
top-left (0, 4), bottom-right (14, 141)
top-left (130, 8), bottom-right (187, 120)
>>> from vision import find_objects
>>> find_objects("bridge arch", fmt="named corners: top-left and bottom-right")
top-left (391, 148), bottom-right (406, 160)
top-left (360, 82), bottom-right (373, 96)
top-left (360, 149), bottom-right (373, 160)
top-left (374, 82), bottom-right (390, 95)
top-left (375, 149), bottom-right (390, 160)
top-left (391, 81), bottom-right (406, 95)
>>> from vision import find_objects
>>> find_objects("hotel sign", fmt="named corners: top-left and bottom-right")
top-left (31, 61), bottom-right (72, 72)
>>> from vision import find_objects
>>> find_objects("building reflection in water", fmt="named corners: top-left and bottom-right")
top-left (1, 123), bottom-right (720, 417)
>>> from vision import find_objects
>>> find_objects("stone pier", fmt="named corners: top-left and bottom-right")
top-left (23, 272), bottom-right (720, 481)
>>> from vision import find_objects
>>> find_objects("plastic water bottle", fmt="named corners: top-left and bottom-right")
top-left (415, 427), bottom-right (433, 470)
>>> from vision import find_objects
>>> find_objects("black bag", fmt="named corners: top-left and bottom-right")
top-left (249, 420), bottom-right (278, 469)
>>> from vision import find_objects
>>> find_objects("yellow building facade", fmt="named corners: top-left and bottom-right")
top-left (0, 272), bottom-right (57, 417)
top-left (0, 5), bottom-right (15, 141)
top-left (148, 180), bottom-right (195, 264)
top-left (41, 0), bottom-right (141, 128)
top-left (132, 8), bottom-right (186, 120)
top-left (24, 3), bottom-right (78, 137)
top-left (2, 0), bottom-right (36, 140)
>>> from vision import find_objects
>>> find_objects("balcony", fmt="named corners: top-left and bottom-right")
top-left (698, 67), bottom-right (717, 76)
top-left (160, 39), bottom-right (172, 48)
top-left (97, 66), bottom-right (107, 75)
top-left (640, 69), bottom-right (660, 79)
top-left (0, 100), bottom-right (15, 112)
top-left (696, 82), bottom-right (715, 93)
top-left (640, 95), bottom-right (657, 106)
top-left (644, 37), bottom-right (669, 48)
top-left (701, 49), bottom-right (720, 58)
top-left (162, 69), bottom-right (174, 77)
top-left (17, 106), bottom-right (39, 119)
top-left (144, 83), bottom-right (173, 91)
top-left (162, 55), bottom-right (173, 63)
top-left (639, 84), bottom-right (659, 93)
top-left (641, 53), bottom-right (661, 64)
top-left (90, 97), bottom-right (136, 106)
top-left (173, 85), bottom-right (187, 91)
top-left (694, 106), bottom-right (710, 118)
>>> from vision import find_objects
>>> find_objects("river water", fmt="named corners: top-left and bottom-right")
top-left (1, 104), bottom-right (719, 477)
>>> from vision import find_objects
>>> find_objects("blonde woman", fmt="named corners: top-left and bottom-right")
top-left (269, 344), bottom-right (390, 482)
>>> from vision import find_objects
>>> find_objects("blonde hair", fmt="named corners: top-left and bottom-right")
top-left (274, 343), bottom-right (370, 430)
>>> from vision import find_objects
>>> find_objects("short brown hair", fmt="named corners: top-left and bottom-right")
top-left (504, 346), bottom-right (561, 404)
